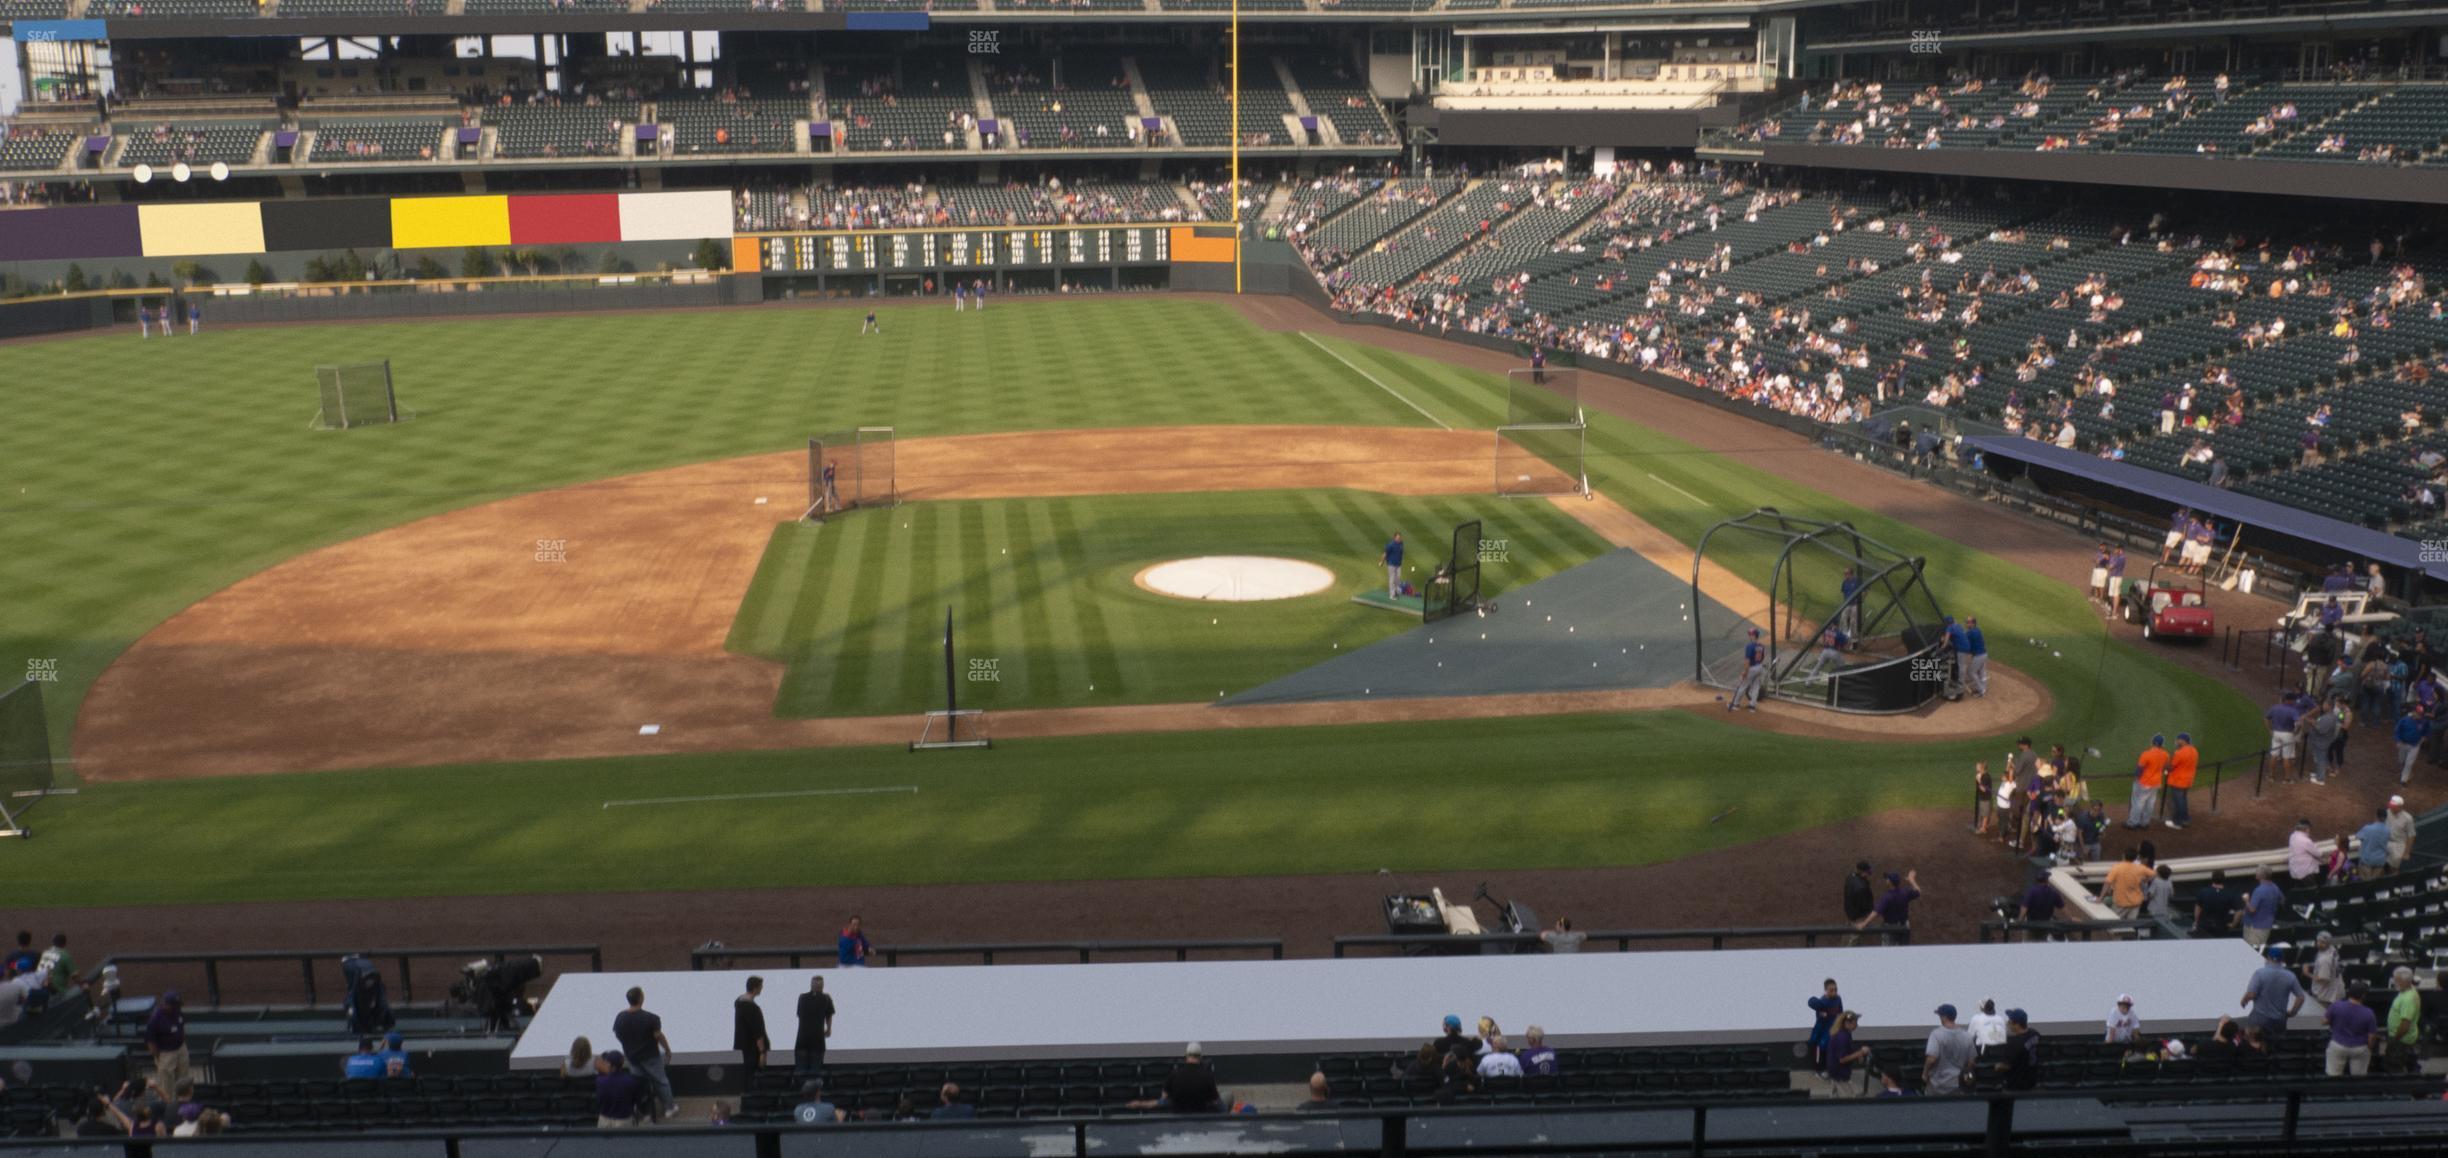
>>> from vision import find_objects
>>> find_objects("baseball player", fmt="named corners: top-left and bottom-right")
top-left (2161, 507), bottom-right (2190, 564)
top-left (2102, 546), bottom-right (2127, 617)
top-left (1383, 533), bottom-right (1405, 598)
top-left (1801, 624), bottom-right (1848, 682)
top-left (821, 460), bottom-right (842, 513)
top-left (1962, 616), bottom-right (1989, 697)
top-left (137, 305), bottom-right (152, 340)
top-left (953, 284), bottom-right (966, 312)
top-left (1530, 346), bottom-right (1547, 386)
top-left (1728, 627), bottom-right (1766, 710)
top-left (1943, 615), bottom-right (1970, 693)
top-left (861, 309), bottom-right (879, 335)
top-left (1838, 566), bottom-right (1862, 636)
top-left (186, 300), bottom-right (201, 335)
top-left (972, 278), bottom-right (986, 310)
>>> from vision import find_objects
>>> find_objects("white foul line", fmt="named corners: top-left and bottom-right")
top-left (1299, 332), bottom-right (1452, 431)
top-left (602, 785), bottom-right (919, 810)
top-left (1647, 473), bottom-right (1707, 506)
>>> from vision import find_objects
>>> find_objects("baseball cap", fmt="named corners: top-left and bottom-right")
top-left (2116, 994), bottom-right (2133, 1005)
top-left (2391, 795), bottom-right (2406, 807)
top-left (386, 1031), bottom-right (403, 1048)
top-left (1934, 1003), bottom-right (1957, 1020)
top-left (601, 1049), bottom-right (624, 1068)
top-left (1443, 1015), bottom-right (1461, 1032)
top-left (2176, 732), bottom-right (2191, 742)
top-left (1748, 627), bottom-right (1761, 638)
top-left (2006, 1009), bottom-right (2029, 1026)
top-left (1185, 1041), bottom-right (1203, 1058)
top-left (2152, 733), bottom-right (2165, 746)
top-left (2266, 946), bottom-right (2285, 960)
top-left (1886, 871), bottom-right (1902, 883)
top-left (2296, 817), bottom-right (2314, 828)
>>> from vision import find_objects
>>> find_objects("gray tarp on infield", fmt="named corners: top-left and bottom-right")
top-left (1222, 549), bottom-right (1742, 705)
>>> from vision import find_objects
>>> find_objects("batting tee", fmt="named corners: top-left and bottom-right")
top-left (1497, 367), bottom-right (1589, 499)
top-left (803, 427), bottom-right (898, 524)
top-left (310, 361), bottom-right (411, 430)
top-left (1690, 508), bottom-right (1952, 714)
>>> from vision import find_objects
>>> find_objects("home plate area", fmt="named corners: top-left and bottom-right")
top-left (1225, 550), bottom-right (1741, 704)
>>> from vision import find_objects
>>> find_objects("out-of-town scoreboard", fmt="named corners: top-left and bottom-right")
top-left (753, 225), bottom-right (1173, 273)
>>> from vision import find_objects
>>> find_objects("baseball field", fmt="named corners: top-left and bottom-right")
top-left (0, 295), bottom-right (2264, 909)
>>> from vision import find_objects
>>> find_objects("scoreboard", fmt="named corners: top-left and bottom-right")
top-left (757, 226), bottom-right (1173, 274)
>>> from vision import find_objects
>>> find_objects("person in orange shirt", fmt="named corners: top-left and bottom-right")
top-left (2165, 732), bottom-right (2200, 830)
top-left (2099, 846), bottom-right (2153, 919)
top-left (2129, 735), bottom-right (2170, 829)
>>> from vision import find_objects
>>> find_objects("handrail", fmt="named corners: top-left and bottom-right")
top-left (88, 945), bottom-right (602, 1011)
top-left (0, 1075), bottom-right (2438, 1156)
top-left (1332, 925), bottom-right (1870, 957)
top-left (689, 939), bottom-right (1287, 970)
top-left (1976, 917), bottom-right (2186, 943)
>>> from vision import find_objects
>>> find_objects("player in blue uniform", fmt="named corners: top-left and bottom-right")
top-left (1729, 627), bottom-right (1767, 710)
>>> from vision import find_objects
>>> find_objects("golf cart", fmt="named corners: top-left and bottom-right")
top-left (2121, 564), bottom-right (2215, 641)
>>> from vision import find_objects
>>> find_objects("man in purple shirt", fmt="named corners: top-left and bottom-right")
top-left (2267, 694), bottom-right (2303, 780)
top-left (1874, 870), bottom-right (1923, 945)
top-left (145, 992), bottom-right (189, 1093)
top-left (2324, 982), bottom-right (2380, 1076)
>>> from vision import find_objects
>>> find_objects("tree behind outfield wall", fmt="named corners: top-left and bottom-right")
top-left (244, 259), bottom-right (272, 286)
top-left (692, 238), bottom-right (729, 271)
top-left (411, 254), bottom-right (449, 280)
top-left (63, 265), bottom-right (87, 293)
top-left (597, 249), bottom-right (631, 275)
top-left (461, 248), bottom-right (496, 279)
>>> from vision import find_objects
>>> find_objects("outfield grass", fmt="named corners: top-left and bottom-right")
top-left (730, 490), bottom-right (1611, 715)
top-left (0, 299), bottom-right (2264, 906)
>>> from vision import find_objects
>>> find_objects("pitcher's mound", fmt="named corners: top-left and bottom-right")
top-left (1135, 556), bottom-right (1336, 602)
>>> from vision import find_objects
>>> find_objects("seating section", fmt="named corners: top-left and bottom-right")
top-left (0, 0), bottom-right (70, 15)
top-left (2259, 86), bottom-right (2448, 163)
top-left (85, 0), bottom-right (257, 16)
top-left (1279, 175), bottom-right (1374, 236)
top-left (117, 122), bottom-right (264, 167)
top-left (1137, 50), bottom-right (1294, 147)
top-left (1158, 0), bottom-right (1304, 9)
top-left (736, 188), bottom-right (797, 231)
top-left (939, 182), bottom-right (1189, 225)
top-left (736, 1059), bottom-right (1173, 1122)
top-left (1284, 54), bottom-right (1394, 146)
top-left (274, 0), bottom-right (438, 15)
top-left (827, 59), bottom-right (971, 153)
top-left (0, 127), bottom-right (81, 173)
top-left (1336, 178), bottom-right (1537, 289)
top-left (1434, 177), bottom-right (1623, 291)
top-left (309, 120), bottom-right (448, 163)
top-left (487, 102), bottom-right (636, 159)
top-left (463, 0), bottom-right (626, 12)
top-left (984, 54), bottom-right (1142, 149)
top-left (1314, 1046), bottom-right (1798, 1108)
top-left (1300, 178), bottom-right (1459, 269)
top-left (664, 97), bottom-right (806, 155)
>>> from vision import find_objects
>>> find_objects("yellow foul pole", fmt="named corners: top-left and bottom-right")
top-left (1230, 0), bottom-right (1242, 293)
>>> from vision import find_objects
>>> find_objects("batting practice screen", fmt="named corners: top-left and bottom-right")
top-left (1496, 423), bottom-right (1590, 498)
top-left (1424, 519), bottom-right (1483, 624)
top-left (0, 681), bottom-right (55, 815)
top-left (311, 361), bottom-right (404, 429)
top-left (804, 427), bottom-right (899, 522)
top-left (1506, 367), bottom-right (1584, 428)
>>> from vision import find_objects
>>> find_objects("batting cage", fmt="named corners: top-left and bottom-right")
top-left (310, 361), bottom-right (411, 430)
top-left (803, 426), bottom-right (899, 524)
top-left (1497, 367), bottom-right (1590, 499)
top-left (0, 680), bottom-right (55, 837)
top-left (1423, 519), bottom-right (1486, 623)
top-left (1691, 508), bottom-right (1952, 714)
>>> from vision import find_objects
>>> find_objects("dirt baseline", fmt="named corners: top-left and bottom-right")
top-left (75, 424), bottom-right (2044, 782)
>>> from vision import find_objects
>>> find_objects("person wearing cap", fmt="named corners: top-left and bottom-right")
top-left (1995, 1010), bottom-right (2041, 1090)
top-left (2323, 980), bottom-right (2382, 1076)
top-left (2193, 869), bottom-right (2239, 938)
top-left (1967, 999), bottom-right (2008, 1050)
top-left (1873, 869), bottom-right (1922, 945)
top-left (2356, 807), bottom-right (2394, 880)
top-left (145, 991), bottom-right (189, 1093)
top-left (378, 1030), bottom-right (413, 1079)
top-left (2241, 865), bottom-right (2284, 950)
top-left (2166, 733), bottom-right (2199, 829)
top-left (1825, 1011), bottom-right (1870, 1097)
top-left (1435, 1015), bottom-right (1474, 1060)
top-left (1923, 1004), bottom-right (1975, 1094)
top-left (2304, 931), bottom-right (2345, 1004)
top-left (2386, 795), bottom-right (2416, 872)
top-left (1163, 1043), bottom-right (1221, 1113)
top-left (2242, 946), bottom-right (2308, 1039)
top-left (2286, 818), bottom-right (2321, 882)
top-left (1728, 627), bottom-right (1767, 711)
top-left (1943, 616), bottom-right (1970, 692)
top-left (1841, 861), bottom-right (1876, 947)
top-left (594, 1050), bottom-right (646, 1127)
top-left (2105, 996), bottom-right (2140, 1045)
top-left (2129, 737), bottom-right (2170, 830)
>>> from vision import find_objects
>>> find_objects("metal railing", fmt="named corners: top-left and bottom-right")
top-left (88, 946), bottom-right (602, 1011)
top-left (1976, 917), bottom-right (2186, 943)
top-left (689, 939), bottom-right (1287, 970)
top-left (1332, 925), bottom-right (1872, 957)
top-left (1, 1076), bottom-right (2439, 1156)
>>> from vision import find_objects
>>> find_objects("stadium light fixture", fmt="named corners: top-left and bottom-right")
top-left (172, 162), bottom-right (192, 183)
top-left (210, 161), bottom-right (230, 182)
top-left (131, 164), bottom-right (153, 184)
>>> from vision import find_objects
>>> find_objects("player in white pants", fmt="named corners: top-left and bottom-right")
top-left (1728, 628), bottom-right (1767, 710)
